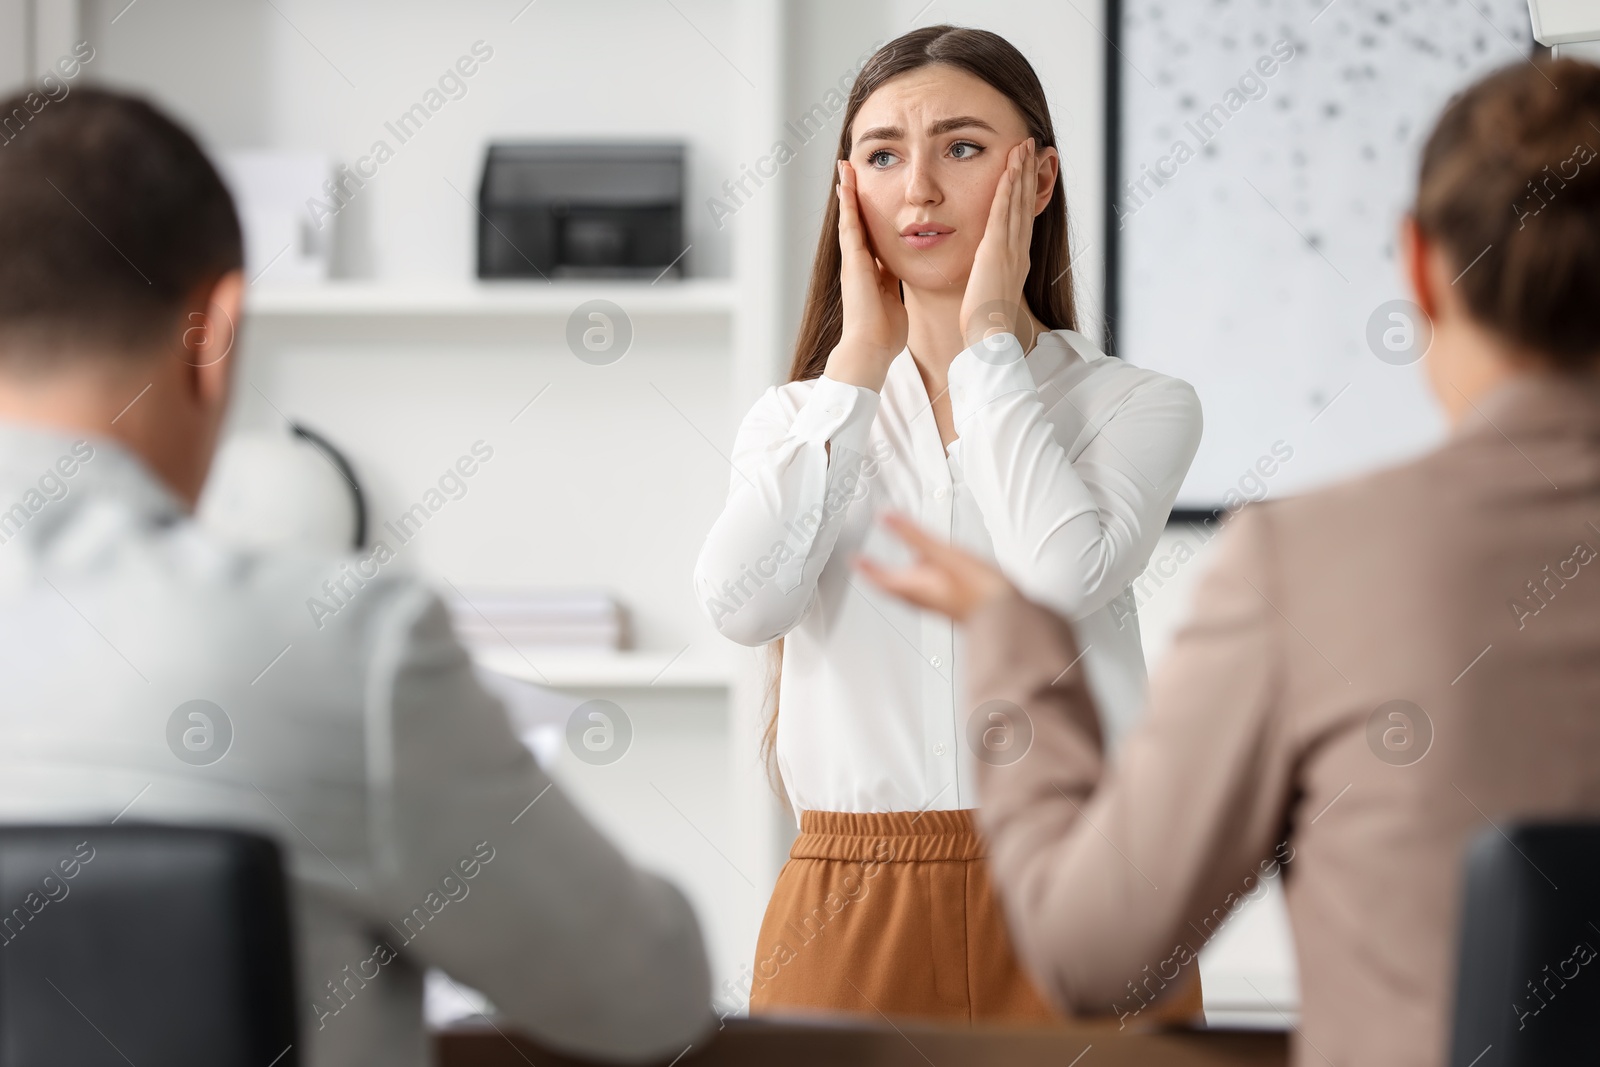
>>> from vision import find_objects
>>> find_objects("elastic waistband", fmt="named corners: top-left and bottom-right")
top-left (791, 809), bottom-right (985, 862)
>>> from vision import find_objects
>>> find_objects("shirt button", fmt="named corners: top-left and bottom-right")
top-left (934, 743), bottom-right (946, 756)
top-left (933, 486), bottom-right (948, 500)
top-left (930, 655), bottom-right (943, 668)
top-left (826, 405), bottom-right (843, 418)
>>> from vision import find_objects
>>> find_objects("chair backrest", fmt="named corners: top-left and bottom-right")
top-left (1449, 822), bottom-right (1600, 1067)
top-left (0, 824), bottom-right (298, 1067)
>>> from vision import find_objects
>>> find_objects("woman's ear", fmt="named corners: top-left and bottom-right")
top-left (1032, 145), bottom-right (1060, 217)
top-left (1400, 216), bottom-right (1436, 320)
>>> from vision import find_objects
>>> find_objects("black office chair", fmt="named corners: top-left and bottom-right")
top-left (1449, 823), bottom-right (1600, 1067)
top-left (0, 825), bottom-right (298, 1067)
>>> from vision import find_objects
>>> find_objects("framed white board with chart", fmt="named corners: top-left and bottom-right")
top-left (1105, 0), bottom-right (1537, 515)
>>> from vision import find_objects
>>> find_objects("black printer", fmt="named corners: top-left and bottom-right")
top-left (476, 142), bottom-right (686, 279)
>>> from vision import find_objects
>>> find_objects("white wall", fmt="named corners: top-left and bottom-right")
top-left (1, 0), bottom-right (85, 88)
top-left (0, 0), bottom-right (27, 87)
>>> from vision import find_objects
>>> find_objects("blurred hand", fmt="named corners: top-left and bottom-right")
top-left (824, 159), bottom-right (909, 392)
top-left (855, 511), bottom-right (1015, 622)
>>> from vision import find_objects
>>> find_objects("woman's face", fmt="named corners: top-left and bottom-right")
top-left (845, 64), bottom-right (1058, 293)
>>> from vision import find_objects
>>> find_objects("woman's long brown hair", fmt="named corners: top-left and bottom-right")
top-left (761, 25), bottom-right (1082, 796)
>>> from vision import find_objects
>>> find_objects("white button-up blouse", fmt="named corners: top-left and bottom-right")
top-left (694, 329), bottom-right (1202, 822)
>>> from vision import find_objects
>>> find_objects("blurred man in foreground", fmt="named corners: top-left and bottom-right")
top-left (0, 87), bottom-right (711, 1067)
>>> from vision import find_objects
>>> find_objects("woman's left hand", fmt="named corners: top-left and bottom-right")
top-left (958, 136), bottom-right (1039, 351)
top-left (855, 511), bottom-right (1016, 623)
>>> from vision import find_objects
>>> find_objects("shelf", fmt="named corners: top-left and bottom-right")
top-left (471, 646), bottom-right (733, 689)
top-left (244, 278), bottom-right (739, 319)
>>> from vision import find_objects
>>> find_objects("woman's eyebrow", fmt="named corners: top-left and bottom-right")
top-left (927, 116), bottom-right (998, 137)
top-left (854, 116), bottom-right (999, 144)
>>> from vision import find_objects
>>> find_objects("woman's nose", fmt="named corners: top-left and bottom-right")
top-left (903, 153), bottom-right (942, 205)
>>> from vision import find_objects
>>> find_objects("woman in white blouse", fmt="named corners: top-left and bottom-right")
top-left (694, 25), bottom-right (1203, 1024)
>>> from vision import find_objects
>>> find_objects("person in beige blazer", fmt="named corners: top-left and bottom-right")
top-left (860, 56), bottom-right (1600, 1067)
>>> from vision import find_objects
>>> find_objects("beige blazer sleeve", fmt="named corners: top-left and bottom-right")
top-left (968, 503), bottom-right (1298, 1019)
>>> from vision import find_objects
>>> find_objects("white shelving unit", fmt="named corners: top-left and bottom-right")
top-left (470, 646), bottom-right (733, 689)
top-left (245, 278), bottom-right (740, 320)
top-left (75, 0), bottom-right (797, 1011)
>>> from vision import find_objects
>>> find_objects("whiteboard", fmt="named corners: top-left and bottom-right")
top-left (1109, 0), bottom-right (1535, 512)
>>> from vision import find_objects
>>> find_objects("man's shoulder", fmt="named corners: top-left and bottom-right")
top-left (140, 518), bottom-right (448, 679)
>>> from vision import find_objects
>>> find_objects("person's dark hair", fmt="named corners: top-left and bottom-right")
top-left (1415, 56), bottom-right (1600, 370)
top-left (0, 87), bottom-right (243, 364)
top-left (763, 26), bottom-right (1077, 794)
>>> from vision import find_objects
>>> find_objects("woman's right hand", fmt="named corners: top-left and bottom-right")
top-left (824, 159), bottom-right (908, 393)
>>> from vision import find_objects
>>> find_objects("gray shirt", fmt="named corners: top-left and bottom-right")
top-left (0, 418), bottom-right (712, 1067)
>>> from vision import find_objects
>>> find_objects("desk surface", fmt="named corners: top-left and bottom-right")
top-left (436, 1017), bottom-right (1288, 1067)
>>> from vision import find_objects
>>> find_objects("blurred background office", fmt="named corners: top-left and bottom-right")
top-left (0, 0), bottom-right (1561, 1032)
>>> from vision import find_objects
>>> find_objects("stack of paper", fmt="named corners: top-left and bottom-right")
top-left (446, 588), bottom-right (627, 652)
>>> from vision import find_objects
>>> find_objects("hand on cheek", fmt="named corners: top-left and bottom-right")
top-left (959, 138), bottom-right (1039, 352)
top-left (824, 159), bottom-right (911, 391)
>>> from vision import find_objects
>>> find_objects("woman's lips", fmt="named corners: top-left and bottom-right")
top-left (902, 231), bottom-right (953, 251)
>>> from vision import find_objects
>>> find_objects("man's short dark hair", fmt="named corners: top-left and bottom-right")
top-left (0, 87), bottom-right (243, 363)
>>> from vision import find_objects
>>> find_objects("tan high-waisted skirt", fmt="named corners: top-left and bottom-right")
top-left (748, 809), bottom-right (1203, 1025)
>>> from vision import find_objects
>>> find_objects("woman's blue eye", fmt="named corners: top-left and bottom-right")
top-left (864, 142), bottom-right (981, 168)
